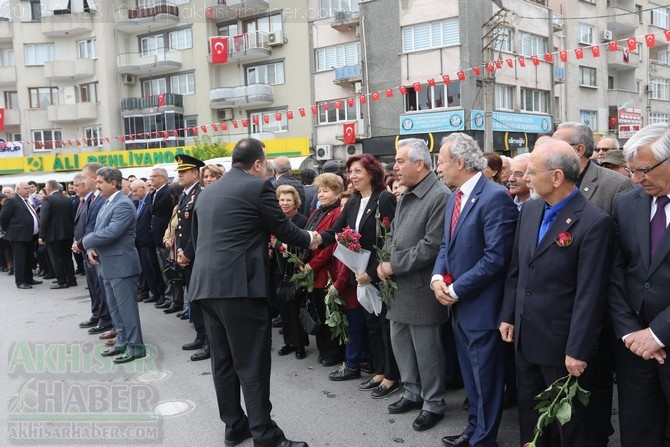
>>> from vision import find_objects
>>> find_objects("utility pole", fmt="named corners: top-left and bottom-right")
top-left (482, 8), bottom-right (509, 152)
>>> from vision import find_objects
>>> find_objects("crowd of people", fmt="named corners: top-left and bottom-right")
top-left (0, 120), bottom-right (669, 447)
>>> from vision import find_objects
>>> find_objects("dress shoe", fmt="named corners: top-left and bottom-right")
top-left (50, 283), bottom-right (69, 289)
top-left (412, 410), bottom-right (444, 432)
top-left (8, 268), bottom-right (14, 275)
top-left (176, 309), bottom-right (187, 318)
top-left (17, 283), bottom-right (32, 289)
top-left (360, 361), bottom-right (375, 374)
top-left (190, 345), bottom-right (210, 361)
top-left (275, 439), bottom-right (308, 447)
top-left (182, 339), bottom-right (204, 351)
top-left (27, 279), bottom-right (42, 285)
top-left (277, 345), bottom-right (296, 356)
top-left (271, 315), bottom-right (282, 327)
top-left (321, 358), bottom-right (342, 367)
top-left (79, 318), bottom-right (99, 329)
top-left (36, 270), bottom-right (45, 276)
top-left (358, 378), bottom-right (382, 391)
top-left (502, 394), bottom-right (518, 409)
top-left (75, 268), bottom-right (84, 275)
top-left (43, 275), bottom-right (55, 280)
top-left (224, 428), bottom-right (252, 447)
top-left (113, 351), bottom-right (146, 364)
top-left (105, 338), bottom-right (116, 347)
top-left (101, 347), bottom-right (125, 357)
top-left (143, 296), bottom-right (159, 303)
top-left (295, 347), bottom-right (306, 359)
top-left (388, 397), bottom-right (423, 414)
top-left (462, 397), bottom-right (470, 411)
top-left (137, 294), bottom-right (149, 302)
top-left (98, 330), bottom-right (116, 340)
top-left (180, 312), bottom-right (189, 320)
top-left (371, 381), bottom-right (401, 399)
top-left (88, 325), bottom-right (112, 335)
top-left (441, 433), bottom-right (470, 447)
top-left (154, 300), bottom-right (169, 309)
top-left (68, 281), bottom-right (78, 287)
top-left (328, 363), bottom-right (361, 381)
top-left (164, 302), bottom-right (182, 314)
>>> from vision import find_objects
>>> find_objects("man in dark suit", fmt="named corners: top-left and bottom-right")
top-left (500, 139), bottom-right (613, 446)
top-left (273, 157), bottom-right (306, 215)
top-left (39, 180), bottom-right (76, 289)
top-left (431, 133), bottom-right (517, 447)
top-left (149, 167), bottom-right (173, 305)
top-left (0, 181), bottom-right (42, 289)
top-left (81, 167), bottom-right (144, 364)
top-left (609, 123), bottom-right (670, 447)
top-left (189, 138), bottom-right (317, 447)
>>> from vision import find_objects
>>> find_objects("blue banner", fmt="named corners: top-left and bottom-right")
top-left (399, 110), bottom-right (465, 135)
top-left (470, 110), bottom-right (552, 134)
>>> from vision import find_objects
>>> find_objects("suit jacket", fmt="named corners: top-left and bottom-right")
top-left (73, 197), bottom-right (87, 241)
top-left (151, 184), bottom-right (173, 248)
top-left (385, 172), bottom-right (450, 326)
top-left (84, 193), bottom-right (105, 236)
top-left (0, 195), bottom-right (38, 242)
top-left (135, 195), bottom-right (154, 248)
top-left (580, 161), bottom-right (634, 215)
top-left (82, 192), bottom-right (141, 280)
top-left (321, 189), bottom-right (397, 282)
top-left (175, 182), bottom-right (202, 262)
top-left (502, 192), bottom-right (613, 367)
top-left (610, 189), bottom-right (670, 344)
top-left (189, 167), bottom-right (311, 301)
top-left (433, 175), bottom-right (518, 331)
top-left (40, 192), bottom-right (74, 242)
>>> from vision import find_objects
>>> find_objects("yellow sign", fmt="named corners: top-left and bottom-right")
top-left (0, 137), bottom-right (310, 175)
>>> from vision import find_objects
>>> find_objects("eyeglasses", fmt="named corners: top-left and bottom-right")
top-left (525, 168), bottom-right (557, 177)
top-left (626, 158), bottom-right (669, 178)
top-left (594, 147), bottom-right (613, 153)
top-left (509, 171), bottom-right (526, 178)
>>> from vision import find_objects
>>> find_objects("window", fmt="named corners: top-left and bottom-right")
top-left (0, 48), bottom-right (15, 66)
top-left (170, 73), bottom-right (195, 94)
top-left (579, 24), bottom-right (594, 44)
top-left (242, 14), bottom-right (282, 34)
top-left (30, 1), bottom-right (41, 20)
top-left (579, 110), bottom-right (597, 129)
top-left (80, 82), bottom-right (99, 103)
top-left (651, 4), bottom-right (669, 29)
top-left (250, 109), bottom-right (288, 133)
top-left (84, 125), bottom-right (102, 147)
top-left (78, 39), bottom-right (97, 59)
top-left (29, 87), bottom-right (58, 108)
top-left (24, 43), bottom-right (55, 66)
top-left (168, 28), bottom-right (192, 51)
top-left (33, 130), bottom-right (63, 151)
top-left (246, 61), bottom-right (285, 85)
top-left (650, 78), bottom-right (670, 100)
top-left (317, 98), bottom-right (362, 124)
top-left (315, 42), bottom-right (360, 71)
top-left (495, 85), bottom-right (514, 110)
top-left (184, 115), bottom-right (197, 137)
top-left (519, 33), bottom-right (547, 57)
top-left (318, 0), bottom-right (359, 18)
top-left (140, 35), bottom-right (164, 57)
top-left (404, 82), bottom-right (461, 111)
top-left (649, 112), bottom-right (668, 124)
top-left (579, 66), bottom-right (597, 87)
top-left (651, 48), bottom-right (669, 64)
top-left (402, 18), bottom-right (459, 52)
top-left (494, 28), bottom-right (513, 53)
top-left (142, 78), bottom-right (168, 95)
top-left (4, 91), bottom-right (18, 109)
top-left (520, 88), bottom-right (548, 113)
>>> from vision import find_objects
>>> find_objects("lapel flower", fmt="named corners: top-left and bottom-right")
top-left (381, 216), bottom-right (391, 229)
top-left (556, 232), bottom-right (572, 247)
top-left (443, 273), bottom-right (454, 285)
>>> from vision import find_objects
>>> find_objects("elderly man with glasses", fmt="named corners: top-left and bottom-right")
top-left (592, 135), bottom-right (621, 164)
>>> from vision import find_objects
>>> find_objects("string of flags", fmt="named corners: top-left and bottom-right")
top-left (8, 29), bottom-right (670, 149)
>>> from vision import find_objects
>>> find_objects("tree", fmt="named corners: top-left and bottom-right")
top-left (190, 135), bottom-right (231, 161)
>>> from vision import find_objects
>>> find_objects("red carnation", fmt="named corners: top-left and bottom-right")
top-left (443, 273), bottom-right (454, 285)
top-left (556, 232), bottom-right (572, 247)
top-left (381, 216), bottom-right (391, 229)
top-left (278, 245), bottom-right (286, 253)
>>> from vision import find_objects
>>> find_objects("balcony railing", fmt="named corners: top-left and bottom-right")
top-left (41, 11), bottom-right (93, 37)
top-left (206, 0), bottom-right (270, 20)
top-left (331, 9), bottom-right (360, 32)
top-left (209, 83), bottom-right (273, 108)
top-left (47, 102), bottom-right (98, 123)
top-left (208, 31), bottom-right (272, 63)
top-left (117, 48), bottom-right (182, 75)
top-left (121, 93), bottom-right (184, 111)
top-left (0, 65), bottom-right (17, 86)
top-left (334, 64), bottom-right (362, 84)
top-left (0, 19), bottom-right (13, 42)
top-left (44, 59), bottom-right (95, 81)
top-left (115, 1), bottom-right (179, 33)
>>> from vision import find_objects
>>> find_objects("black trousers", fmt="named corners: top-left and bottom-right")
top-left (200, 298), bottom-right (285, 447)
top-left (11, 239), bottom-right (35, 285)
top-left (366, 304), bottom-right (400, 380)
top-left (138, 245), bottom-right (165, 301)
top-left (47, 239), bottom-right (76, 285)
top-left (312, 288), bottom-right (344, 363)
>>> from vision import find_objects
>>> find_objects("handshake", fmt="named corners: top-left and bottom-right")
top-left (308, 231), bottom-right (322, 250)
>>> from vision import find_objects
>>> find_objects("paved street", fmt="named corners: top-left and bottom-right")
top-left (0, 269), bottom-right (619, 447)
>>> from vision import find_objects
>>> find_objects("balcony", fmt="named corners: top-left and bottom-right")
top-left (41, 12), bottom-right (93, 37)
top-left (3, 109), bottom-right (20, 127)
top-left (330, 10), bottom-right (360, 32)
top-left (606, 2), bottom-right (639, 34)
top-left (115, 1), bottom-right (180, 34)
top-left (117, 48), bottom-right (182, 76)
top-left (0, 65), bottom-right (17, 86)
top-left (209, 84), bottom-right (273, 108)
top-left (207, 31), bottom-right (272, 64)
top-left (649, 59), bottom-right (670, 78)
top-left (44, 59), bottom-right (95, 81)
top-left (552, 13), bottom-right (564, 31)
top-left (333, 64), bottom-right (362, 85)
top-left (47, 102), bottom-right (98, 123)
top-left (0, 19), bottom-right (12, 43)
top-left (206, 0), bottom-right (270, 21)
top-left (607, 47), bottom-right (639, 69)
top-left (606, 89), bottom-right (641, 109)
top-left (120, 93), bottom-right (184, 116)
top-left (554, 66), bottom-right (565, 84)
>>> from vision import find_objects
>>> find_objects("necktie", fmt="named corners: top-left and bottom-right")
top-left (537, 205), bottom-right (557, 246)
top-left (136, 198), bottom-right (145, 216)
top-left (24, 198), bottom-right (40, 234)
top-left (450, 189), bottom-right (463, 236)
top-left (650, 195), bottom-right (670, 260)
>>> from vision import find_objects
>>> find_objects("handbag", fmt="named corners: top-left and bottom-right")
top-left (163, 259), bottom-right (185, 286)
top-left (274, 261), bottom-right (305, 303)
top-left (299, 294), bottom-right (321, 335)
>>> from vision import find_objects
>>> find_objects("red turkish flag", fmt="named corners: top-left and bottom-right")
top-left (413, 82), bottom-right (422, 91)
top-left (609, 40), bottom-right (618, 51)
top-left (559, 50), bottom-right (568, 62)
top-left (200, 125), bottom-right (208, 133)
top-left (252, 115), bottom-right (259, 125)
top-left (442, 74), bottom-right (451, 84)
top-left (665, 30), bottom-right (670, 41)
top-left (322, 103), bottom-right (329, 111)
top-left (531, 56), bottom-right (540, 66)
top-left (506, 59), bottom-right (514, 68)
top-left (275, 111), bottom-right (282, 121)
top-left (241, 119), bottom-right (249, 128)
top-left (627, 37), bottom-right (637, 50)
top-left (343, 122), bottom-right (356, 145)
top-left (287, 110), bottom-right (294, 119)
top-left (591, 46), bottom-right (601, 57)
top-left (385, 88), bottom-right (394, 97)
top-left (103, 136), bottom-right (110, 144)
top-left (486, 62), bottom-right (495, 72)
top-left (371, 91), bottom-right (380, 101)
top-left (646, 34), bottom-right (656, 47)
top-left (263, 115), bottom-right (270, 124)
top-left (0, 107), bottom-right (4, 132)
top-left (231, 120), bottom-right (238, 128)
top-left (163, 131), bottom-right (169, 139)
top-left (359, 94), bottom-right (367, 104)
top-left (427, 78), bottom-right (436, 87)
top-left (210, 37), bottom-right (229, 64)
top-left (399, 85), bottom-right (407, 95)
top-left (495, 60), bottom-right (503, 69)
top-left (517, 57), bottom-right (526, 67)
top-left (172, 129), bottom-right (179, 137)
top-left (129, 135), bottom-right (135, 141)
top-left (311, 105), bottom-right (319, 115)
top-left (575, 48), bottom-right (584, 59)
top-left (298, 108), bottom-right (305, 117)
top-left (334, 100), bottom-right (342, 109)
top-left (212, 123), bottom-right (218, 131)
top-left (158, 94), bottom-right (165, 107)
top-left (544, 53), bottom-right (554, 63)
top-left (472, 66), bottom-right (481, 76)
top-left (347, 97), bottom-right (355, 107)
top-left (192, 127), bottom-right (198, 136)
top-left (220, 122), bottom-right (228, 130)
top-left (456, 71), bottom-right (466, 81)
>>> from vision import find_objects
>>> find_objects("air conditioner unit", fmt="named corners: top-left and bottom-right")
top-left (122, 74), bottom-right (136, 85)
top-left (217, 108), bottom-right (233, 120)
top-left (315, 144), bottom-right (333, 160)
top-left (601, 30), bottom-right (613, 42)
top-left (346, 144), bottom-right (362, 157)
top-left (268, 30), bottom-right (284, 47)
top-left (335, 10), bottom-right (347, 20)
